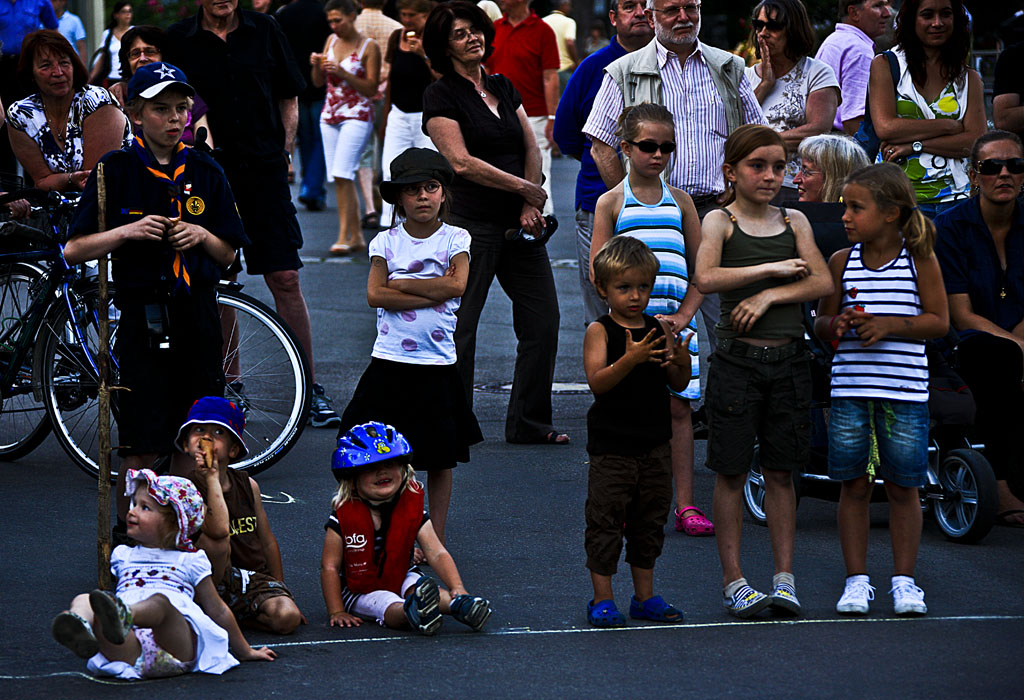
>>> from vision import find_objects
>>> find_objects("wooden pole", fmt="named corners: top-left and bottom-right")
top-left (96, 162), bottom-right (113, 591)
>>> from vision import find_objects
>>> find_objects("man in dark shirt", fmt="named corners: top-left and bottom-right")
top-left (166, 0), bottom-right (342, 427)
top-left (276, 0), bottom-right (331, 211)
top-left (994, 42), bottom-right (1024, 139)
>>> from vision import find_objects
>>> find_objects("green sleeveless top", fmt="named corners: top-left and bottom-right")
top-left (715, 208), bottom-right (805, 341)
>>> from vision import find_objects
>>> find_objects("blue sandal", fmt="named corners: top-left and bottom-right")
top-left (587, 599), bottom-right (627, 628)
top-left (629, 594), bottom-right (684, 622)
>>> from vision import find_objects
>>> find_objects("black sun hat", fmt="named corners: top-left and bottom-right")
top-left (379, 148), bottom-right (454, 204)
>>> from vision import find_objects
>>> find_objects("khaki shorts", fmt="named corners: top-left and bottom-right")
top-left (218, 567), bottom-right (294, 621)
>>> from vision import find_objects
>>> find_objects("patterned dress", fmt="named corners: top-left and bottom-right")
top-left (321, 36), bottom-right (373, 125)
top-left (888, 48), bottom-right (971, 206)
top-left (5, 85), bottom-right (132, 175)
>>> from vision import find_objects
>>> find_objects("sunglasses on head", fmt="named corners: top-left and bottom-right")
top-left (751, 18), bottom-right (785, 32)
top-left (627, 140), bottom-right (676, 154)
top-left (976, 158), bottom-right (1024, 176)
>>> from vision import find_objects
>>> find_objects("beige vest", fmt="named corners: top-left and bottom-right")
top-left (604, 39), bottom-right (747, 135)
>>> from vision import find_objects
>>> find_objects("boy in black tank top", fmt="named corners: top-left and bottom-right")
top-left (582, 237), bottom-right (693, 627)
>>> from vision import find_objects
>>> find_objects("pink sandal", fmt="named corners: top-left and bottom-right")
top-left (674, 506), bottom-right (714, 536)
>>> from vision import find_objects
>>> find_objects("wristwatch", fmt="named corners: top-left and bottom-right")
top-left (912, 141), bottom-right (924, 154)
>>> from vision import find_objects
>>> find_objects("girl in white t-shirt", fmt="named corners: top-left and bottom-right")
top-left (339, 148), bottom-right (482, 545)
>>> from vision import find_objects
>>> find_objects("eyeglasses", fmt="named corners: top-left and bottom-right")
top-left (627, 140), bottom-right (676, 154)
top-left (751, 18), bottom-right (785, 32)
top-left (797, 165), bottom-right (821, 177)
top-left (651, 3), bottom-right (701, 18)
top-left (449, 27), bottom-right (484, 42)
top-left (127, 46), bottom-right (161, 60)
top-left (975, 158), bottom-right (1024, 176)
top-left (400, 181), bottom-right (442, 196)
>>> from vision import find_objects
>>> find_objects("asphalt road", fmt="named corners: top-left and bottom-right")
top-left (1, 157), bottom-right (1021, 699)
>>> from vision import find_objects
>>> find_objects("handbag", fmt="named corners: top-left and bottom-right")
top-left (853, 50), bottom-right (900, 161)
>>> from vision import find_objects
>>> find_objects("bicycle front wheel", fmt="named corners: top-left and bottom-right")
top-left (0, 263), bottom-right (51, 460)
top-left (219, 289), bottom-right (311, 475)
top-left (40, 286), bottom-right (310, 479)
top-left (39, 283), bottom-right (119, 478)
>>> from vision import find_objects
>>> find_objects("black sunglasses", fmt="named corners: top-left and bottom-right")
top-left (751, 19), bottom-right (785, 32)
top-left (976, 158), bottom-right (1024, 176)
top-left (627, 140), bottom-right (676, 154)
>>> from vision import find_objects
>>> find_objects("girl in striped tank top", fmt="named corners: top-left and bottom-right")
top-left (589, 103), bottom-right (712, 537)
top-left (815, 163), bottom-right (949, 617)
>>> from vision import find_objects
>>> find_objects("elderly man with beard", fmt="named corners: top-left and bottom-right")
top-left (553, 0), bottom-right (654, 325)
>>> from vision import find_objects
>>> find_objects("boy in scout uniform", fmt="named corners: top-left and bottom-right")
top-left (66, 62), bottom-right (248, 522)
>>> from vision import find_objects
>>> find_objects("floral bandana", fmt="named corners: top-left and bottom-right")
top-left (125, 469), bottom-right (205, 552)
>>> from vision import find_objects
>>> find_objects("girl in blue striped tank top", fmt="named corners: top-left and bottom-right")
top-left (815, 163), bottom-right (949, 617)
top-left (589, 103), bottom-right (713, 537)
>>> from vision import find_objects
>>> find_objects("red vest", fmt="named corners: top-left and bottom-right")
top-left (336, 486), bottom-right (424, 594)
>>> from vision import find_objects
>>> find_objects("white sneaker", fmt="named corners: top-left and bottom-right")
top-left (836, 576), bottom-right (874, 615)
top-left (890, 579), bottom-right (927, 616)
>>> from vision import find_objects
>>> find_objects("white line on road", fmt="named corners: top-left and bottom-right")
top-left (4, 614), bottom-right (1020, 682)
top-left (262, 613), bottom-right (1024, 649)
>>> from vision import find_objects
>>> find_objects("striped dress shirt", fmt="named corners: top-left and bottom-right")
top-left (583, 40), bottom-right (766, 197)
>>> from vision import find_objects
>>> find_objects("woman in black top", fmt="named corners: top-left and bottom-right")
top-left (421, 1), bottom-right (566, 445)
top-left (380, 0), bottom-right (437, 226)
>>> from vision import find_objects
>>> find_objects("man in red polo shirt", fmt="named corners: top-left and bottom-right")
top-left (487, 0), bottom-right (560, 215)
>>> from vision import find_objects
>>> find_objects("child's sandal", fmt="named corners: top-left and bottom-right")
top-left (586, 599), bottom-right (627, 628)
top-left (629, 594), bottom-right (684, 623)
top-left (89, 589), bottom-right (133, 644)
top-left (449, 594), bottom-right (492, 632)
top-left (51, 611), bottom-right (100, 659)
top-left (403, 576), bottom-right (442, 636)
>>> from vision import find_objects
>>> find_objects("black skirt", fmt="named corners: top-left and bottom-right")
top-left (339, 358), bottom-right (483, 470)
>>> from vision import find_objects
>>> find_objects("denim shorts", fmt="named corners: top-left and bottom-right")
top-left (828, 398), bottom-right (929, 487)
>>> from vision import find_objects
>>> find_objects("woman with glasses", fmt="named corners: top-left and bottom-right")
top-left (789, 134), bottom-right (870, 258)
top-left (422, 1), bottom-right (567, 445)
top-left (106, 26), bottom-right (213, 147)
top-left (869, 0), bottom-right (985, 218)
top-left (934, 130), bottom-right (1024, 528)
top-left (745, 0), bottom-right (840, 204)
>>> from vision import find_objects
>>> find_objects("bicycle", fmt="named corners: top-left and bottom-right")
top-left (0, 188), bottom-right (311, 477)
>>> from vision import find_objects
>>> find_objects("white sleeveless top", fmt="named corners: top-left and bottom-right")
top-left (830, 242), bottom-right (929, 402)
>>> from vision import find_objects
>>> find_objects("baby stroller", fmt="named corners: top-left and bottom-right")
top-left (741, 302), bottom-right (999, 544)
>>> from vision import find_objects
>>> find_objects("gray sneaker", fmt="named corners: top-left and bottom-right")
top-left (724, 584), bottom-right (771, 619)
top-left (309, 383), bottom-right (341, 428)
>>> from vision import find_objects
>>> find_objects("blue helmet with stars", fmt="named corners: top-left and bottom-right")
top-left (331, 421), bottom-right (413, 481)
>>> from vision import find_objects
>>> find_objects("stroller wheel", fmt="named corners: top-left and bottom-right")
top-left (932, 448), bottom-right (998, 543)
top-left (744, 448), bottom-right (768, 526)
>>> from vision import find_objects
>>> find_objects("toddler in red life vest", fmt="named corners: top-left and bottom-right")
top-left (320, 421), bottom-right (492, 635)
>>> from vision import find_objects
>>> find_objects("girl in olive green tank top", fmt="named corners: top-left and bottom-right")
top-left (692, 125), bottom-right (833, 619)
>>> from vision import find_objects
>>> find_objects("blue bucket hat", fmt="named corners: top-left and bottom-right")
top-left (126, 62), bottom-right (195, 102)
top-left (175, 396), bottom-right (248, 457)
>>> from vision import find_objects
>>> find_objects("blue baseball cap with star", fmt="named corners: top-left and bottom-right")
top-left (126, 62), bottom-right (195, 102)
